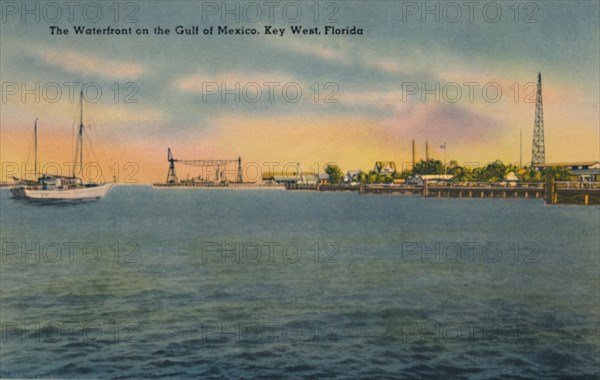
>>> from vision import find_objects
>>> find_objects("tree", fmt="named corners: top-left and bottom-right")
top-left (413, 159), bottom-right (444, 175)
top-left (522, 167), bottom-right (542, 182)
top-left (483, 160), bottom-right (507, 182)
top-left (396, 170), bottom-right (412, 180)
top-left (378, 174), bottom-right (393, 184)
top-left (505, 163), bottom-right (520, 175)
top-left (325, 164), bottom-right (343, 184)
top-left (366, 171), bottom-right (378, 184)
top-left (447, 160), bottom-right (470, 182)
top-left (542, 166), bottom-right (573, 181)
top-left (357, 171), bottom-right (368, 183)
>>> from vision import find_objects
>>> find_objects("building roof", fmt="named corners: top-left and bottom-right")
top-left (571, 168), bottom-right (600, 175)
top-left (535, 161), bottom-right (599, 168)
top-left (374, 161), bottom-right (397, 174)
top-left (419, 174), bottom-right (453, 180)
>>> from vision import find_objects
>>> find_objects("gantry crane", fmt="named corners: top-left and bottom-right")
top-left (165, 148), bottom-right (243, 184)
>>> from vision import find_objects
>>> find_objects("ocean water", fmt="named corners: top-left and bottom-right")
top-left (0, 186), bottom-right (598, 379)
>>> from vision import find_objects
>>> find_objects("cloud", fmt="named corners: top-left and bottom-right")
top-left (1, 92), bottom-right (168, 136)
top-left (175, 70), bottom-right (297, 93)
top-left (367, 58), bottom-right (403, 74)
top-left (338, 90), bottom-right (404, 112)
top-left (267, 38), bottom-right (414, 76)
top-left (405, 103), bottom-right (502, 140)
top-left (266, 38), bottom-right (349, 65)
top-left (336, 88), bottom-right (507, 148)
top-left (32, 48), bottom-right (146, 79)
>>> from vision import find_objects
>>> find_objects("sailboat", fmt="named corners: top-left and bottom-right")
top-left (10, 90), bottom-right (113, 202)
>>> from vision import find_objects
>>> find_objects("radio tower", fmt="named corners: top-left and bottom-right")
top-left (531, 72), bottom-right (545, 165)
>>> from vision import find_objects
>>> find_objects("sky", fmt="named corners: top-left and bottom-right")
top-left (1, 0), bottom-right (599, 183)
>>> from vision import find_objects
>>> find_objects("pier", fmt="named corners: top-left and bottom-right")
top-left (423, 182), bottom-right (545, 200)
top-left (359, 183), bottom-right (422, 195)
top-left (287, 184), bottom-right (360, 192)
top-left (287, 180), bottom-right (600, 205)
top-left (153, 182), bottom-right (285, 189)
top-left (547, 180), bottom-right (600, 205)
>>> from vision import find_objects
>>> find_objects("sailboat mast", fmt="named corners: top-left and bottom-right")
top-left (79, 89), bottom-right (84, 179)
top-left (34, 118), bottom-right (38, 179)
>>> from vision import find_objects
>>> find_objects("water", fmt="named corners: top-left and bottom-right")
top-left (1, 186), bottom-right (598, 379)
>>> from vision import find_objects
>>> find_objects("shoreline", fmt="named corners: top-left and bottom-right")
top-left (3, 181), bottom-right (598, 205)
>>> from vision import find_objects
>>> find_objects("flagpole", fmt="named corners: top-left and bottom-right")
top-left (443, 143), bottom-right (447, 175)
top-left (444, 149), bottom-right (446, 175)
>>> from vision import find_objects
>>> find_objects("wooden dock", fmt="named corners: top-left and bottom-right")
top-left (424, 182), bottom-right (545, 200)
top-left (358, 180), bottom-right (600, 205)
top-left (153, 182), bottom-right (285, 189)
top-left (359, 183), bottom-right (422, 195)
top-left (287, 184), bottom-right (360, 192)
top-left (292, 181), bottom-right (599, 206)
top-left (547, 181), bottom-right (600, 205)
top-left (153, 180), bottom-right (599, 205)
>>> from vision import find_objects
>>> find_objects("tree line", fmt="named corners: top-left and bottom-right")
top-left (324, 159), bottom-right (573, 184)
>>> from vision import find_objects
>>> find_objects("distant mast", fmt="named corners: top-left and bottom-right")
top-left (73, 90), bottom-right (85, 179)
top-left (34, 118), bottom-right (38, 179)
top-left (79, 89), bottom-right (84, 178)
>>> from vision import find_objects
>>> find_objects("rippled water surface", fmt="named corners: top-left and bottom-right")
top-left (1, 186), bottom-right (598, 379)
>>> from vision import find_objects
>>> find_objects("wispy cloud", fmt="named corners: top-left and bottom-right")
top-left (267, 39), bottom-right (349, 65)
top-left (31, 48), bottom-right (146, 79)
top-left (2, 93), bottom-right (168, 132)
top-left (367, 58), bottom-right (403, 74)
top-left (267, 38), bottom-right (411, 75)
top-left (175, 70), bottom-right (296, 93)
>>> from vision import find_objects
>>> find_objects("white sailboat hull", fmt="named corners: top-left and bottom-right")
top-left (11, 183), bottom-right (113, 201)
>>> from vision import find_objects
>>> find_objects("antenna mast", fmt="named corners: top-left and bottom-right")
top-left (531, 73), bottom-right (545, 165)
top-left (520, 128), bottom-right (523, 168)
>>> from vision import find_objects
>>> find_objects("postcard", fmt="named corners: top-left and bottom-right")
top-left (1, 1), bottom-right (599, 378)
